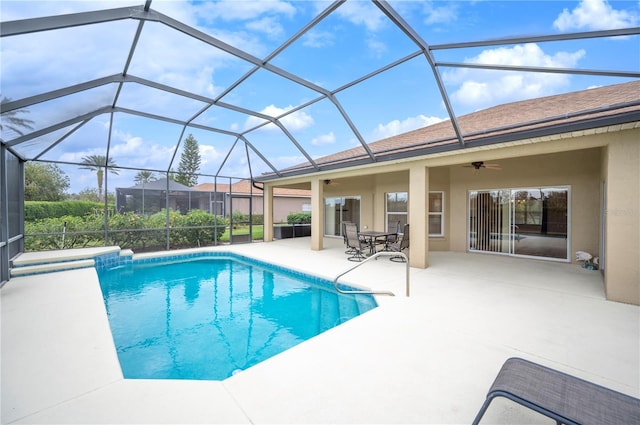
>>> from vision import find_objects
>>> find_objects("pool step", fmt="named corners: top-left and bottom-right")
top-left (10, 259), bottom-right (95, 277)
top-left (9, 247), bottom-right (132, 278)
top-left (337, 295), bottom-right (359, 321)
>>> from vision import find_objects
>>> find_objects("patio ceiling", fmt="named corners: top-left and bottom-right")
top-left (1, 0), bottom-right (639, 183)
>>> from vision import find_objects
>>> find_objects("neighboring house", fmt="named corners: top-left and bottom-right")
top-left (117, 178), bottom-right (310, 222)
top-left (193, 179), bottom-right (310, 223)
top-left (116, 178), bottom-right (220, 215)
top-left (259, 81), bottom-right (640, 306)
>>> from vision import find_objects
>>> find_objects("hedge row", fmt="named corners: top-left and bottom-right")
top-left (287, 212), bottom-right (311, 224)
top-left (25, 201), bottom-right (112, 221)
top-left (230, 211), bottom-right (264, 225)
top-left (24, 209), bottom-right (226, 252)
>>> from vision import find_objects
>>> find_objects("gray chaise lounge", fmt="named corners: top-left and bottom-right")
top-left (473, 357), bottom-right (640, 425)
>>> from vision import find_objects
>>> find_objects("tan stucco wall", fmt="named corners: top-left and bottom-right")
top-left (323, 175), bottom-right (377, 229)
top-left (372, 171), bottom-right (409, 231)
top-left (229, 194), bottom-right (309, 223)
top-left (428, 167), bottom-right (451, 251)
top-left (307, 148), bottom-right (604, 261)
top-left (603, 133), bottom-right (640, 305)
top-left (272, 197), bottom-right (310, 223)
top-left (266, 127), bottom-right (639, 304)
top-left (447, 148), bottom-right (602, 259)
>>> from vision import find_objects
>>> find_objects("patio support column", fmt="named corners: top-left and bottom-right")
top-left (263, 184), bottom-right (274, 242)
top-left (311, 178), bottom-right (324, 251)
top-left (604, 135), bottom-right (640, 305)
top-left (409, 164), bottom-right (429, 268)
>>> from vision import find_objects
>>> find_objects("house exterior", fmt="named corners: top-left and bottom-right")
top-left (258, 81), bottom-right (640, 306)
top-left (115, 178), bottom-right (310, 222)
top-left (116, 178), bottom-right (220, 215)
top-left (193, 180), bottom-right (310, 223)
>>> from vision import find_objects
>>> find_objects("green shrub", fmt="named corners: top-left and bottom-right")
top-left (24, 215), bottom-right (103, 250)
top-left (24, 208), bottom-right (227, 252)
top-left (251, 214), bottom-right (264, 225)
top-left (287, 212), bottom-right (311, 224)
top-left (25, 200), bottom-right (112, 221)
top-left (107, 212), bottom-right (147, 249)
top-left (179, 209), bottom-right (226, 246)
top-left (231, 210), bottom-right (249, 226)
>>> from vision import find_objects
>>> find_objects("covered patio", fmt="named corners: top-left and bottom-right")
top-left (2, 237), bottom-right (638, 424)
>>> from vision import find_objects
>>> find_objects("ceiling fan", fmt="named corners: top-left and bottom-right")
top-left (464, 161), bottom-right (501, 171)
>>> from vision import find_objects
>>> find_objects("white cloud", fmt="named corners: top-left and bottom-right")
top-left (372, 115), bottom-right (445, 140)
top-left (311, 131), bottom-right (336, 146)
top-left (217, 150), bottom-right (304, 177)
top-left (335, 1), bottom-right (387, 32)
top-left (422, 1), bottom-right (459, 25)
top-left (199, 144), bottom-right (222, 167)
top-left (0, 1), bottom-right (140, 21)
top-left (303, 30), bottom-right (335, 48)
top-left (280, 109), bottom-right (314, 130)
top-left (110, 130), bottom-right (177, 169)
top-left (244, 105), bottom-right (314, 131)
top-left (109, 135), bottom-right (144, 157)
top-left (245, 16), bottom-right (285, 38)
top-left (270, 154), bottom-right (308, 169)
top-left (443, 43), bottom-right (585, 111)
top-left (367, 37), bottom-right (388, 59)
top-left (553, 0), bottom-right (638, 31)
top-left (194, 0), bottom-right (296, 22)
top-left (56, 129), bottom-right (178, 172)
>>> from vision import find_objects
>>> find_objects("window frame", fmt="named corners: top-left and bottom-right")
top-left (385, 192), bottom-right (408, 233)
top-left (429, 191), bottom-right (445, 237)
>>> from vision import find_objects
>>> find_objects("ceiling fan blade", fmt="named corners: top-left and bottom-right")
top-left (324, 179), bottom-right (341, 185)
top-left (463, 161), bottom-right (501, 171)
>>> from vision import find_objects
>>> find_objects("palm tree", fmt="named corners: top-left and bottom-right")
top-left (79, 155), bottom-right (119, 199)
top-left (1, 95), bottom-right (35, 136)
top-left (134, 170), bottom-right (157, 185)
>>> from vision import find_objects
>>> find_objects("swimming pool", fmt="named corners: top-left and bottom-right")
top-left (97, 252), bottom-right (377, 380)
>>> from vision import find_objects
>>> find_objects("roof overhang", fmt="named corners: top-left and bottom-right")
top-left (256, 108), bottom-right (640, 183)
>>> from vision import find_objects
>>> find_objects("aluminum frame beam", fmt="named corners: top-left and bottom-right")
top-left (2, 1), bottom-right (639, 181)
top-left (373, 0), bottom-right (466, 148)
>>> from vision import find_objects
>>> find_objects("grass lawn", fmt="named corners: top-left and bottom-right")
top-left (219, 225), bottom-right (263, 242)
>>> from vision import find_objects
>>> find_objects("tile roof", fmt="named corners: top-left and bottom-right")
top-left (193, 179), bottom-right (310, 196)
top-left (271, 81), bottom-right (640, 176)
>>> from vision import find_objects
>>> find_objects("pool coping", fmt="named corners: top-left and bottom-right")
top-left (3, 241), bottom-right (638, 424)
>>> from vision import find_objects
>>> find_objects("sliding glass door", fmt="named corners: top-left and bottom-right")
top-left (469, 190), bottom-right (511, 254)
top-left (469, 187), bottom-right (569, 260)
top-left (324, 196), bottom-right (361, 237)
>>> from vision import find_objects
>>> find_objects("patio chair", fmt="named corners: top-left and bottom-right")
top-left (342, 221), bottom-right (367, 254)
top-left (344, 222), bottom-right (369, 262)
top-left (381, 220), bottom-right (401, 251)
top-left (388, 223), bottom-right (409, 262)
top-left (473, 357), bottom-right (640, 425)
top-left (342, 221), bottom-right (355, 254)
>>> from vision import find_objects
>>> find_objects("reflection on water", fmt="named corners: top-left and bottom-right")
top-left (98, 257), bottom-right (376, 380)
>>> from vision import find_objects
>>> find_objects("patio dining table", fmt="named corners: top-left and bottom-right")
top-left (358, 230), bottom-right (398, 255)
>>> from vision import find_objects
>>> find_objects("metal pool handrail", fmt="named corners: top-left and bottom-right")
top-left (333, 251), bottom-right (410, 297)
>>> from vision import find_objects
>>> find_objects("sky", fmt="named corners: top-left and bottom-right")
top-left (1, 0), bottom-right (639, 194)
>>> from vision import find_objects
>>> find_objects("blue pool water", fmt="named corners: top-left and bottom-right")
top-left (97, 254), bottom-right (377, 380)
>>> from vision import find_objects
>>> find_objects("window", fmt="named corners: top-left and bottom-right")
top-left (429, 191), bottom-right (444, 237)
top-left (385, 192), bottom-right (408, 233)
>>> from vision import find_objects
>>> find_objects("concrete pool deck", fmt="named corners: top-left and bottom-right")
top-left (2, 238), bottom-right (639, 424)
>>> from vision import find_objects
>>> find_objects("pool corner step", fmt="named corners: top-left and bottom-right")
top-left (10, 259), bottom-right (95, 277)
top-left (9, 246), bottom-right (126, 277)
